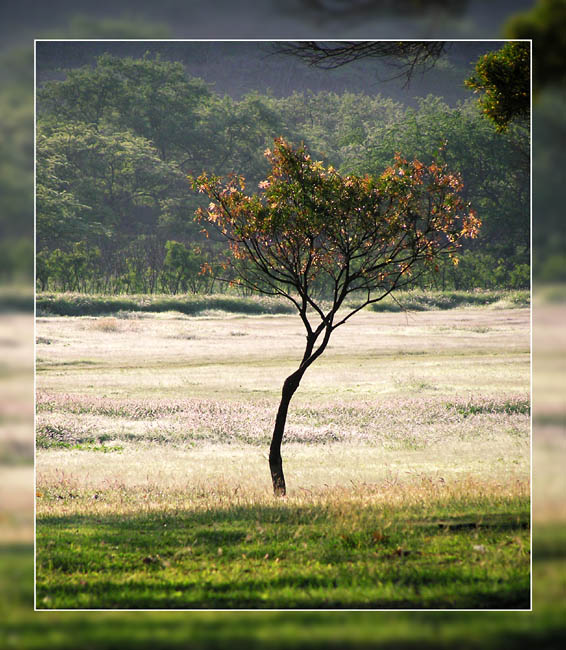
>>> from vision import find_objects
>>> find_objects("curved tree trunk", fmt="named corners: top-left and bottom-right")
top-left (268, 325), bottom-right (334, 496)
top-left (269, 372), bottom-right (302, 496)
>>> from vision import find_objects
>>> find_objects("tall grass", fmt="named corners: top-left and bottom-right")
top-left (36, 289), bottom-right (530, 317)
top-left (367, 289), bottom-right (530, 312)
top-left (36, 293), bottom-right (296, 317)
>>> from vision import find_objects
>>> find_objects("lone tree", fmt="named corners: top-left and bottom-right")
top-left (192, 138), bottom-right (480, 496)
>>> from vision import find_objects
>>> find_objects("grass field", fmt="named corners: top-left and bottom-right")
top-left (35, 302), bottom-right (530, 609)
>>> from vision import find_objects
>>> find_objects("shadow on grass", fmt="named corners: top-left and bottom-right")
top-left (38, 503), bottom-right (531, 531)
top-left (36, 501), bottom-right (530, 610)
top-left (5, 526), bottom-right (566, 648)
top-left (38, 576), bottom-right (528, 610)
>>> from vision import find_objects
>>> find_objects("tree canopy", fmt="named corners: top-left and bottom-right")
top-left (505, 0), bottom-right (566, 95)
top-left (193, 137), bottom-right (479, 315)
top-left (465, 41), bottom-right (530, 133)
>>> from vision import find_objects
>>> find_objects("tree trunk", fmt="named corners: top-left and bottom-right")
top-left (267, 324), bottom-right (333, 496)
top-left (269, 372), bottom-right (302, 496)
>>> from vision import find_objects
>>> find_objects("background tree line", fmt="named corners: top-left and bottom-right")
top-left (36, 53), bottom-right (529, 295)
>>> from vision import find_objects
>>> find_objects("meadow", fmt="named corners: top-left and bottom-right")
top-left (35, 298), bottom-right (531, 609)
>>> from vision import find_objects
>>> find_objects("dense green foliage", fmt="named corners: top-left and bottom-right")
top-left (506, 0), bottom-right (566, 95)
top-left (36, 53), bottom-right (529, 294)
top-left (531, 89), bottom-right (566, 283)
top-left (0, 47), bottom-right (34, 282)
top-left (465, 42), bottom-right (530, 132)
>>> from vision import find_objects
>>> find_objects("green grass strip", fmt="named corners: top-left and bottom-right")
top-left (36, 495), bottom-right (529, 610)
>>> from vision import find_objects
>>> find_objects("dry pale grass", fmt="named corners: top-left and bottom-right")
top-left (1, 314), bottom-right (34, 541)
top-left (532, 302), bottom-right (566, 522)
top-left (36, 309), bottom-right (530, 401)
top-left (534, 303), bottom-right (566, 414)
top-left (1, 314), bottom-right (34, 372)
top-left (35, 391), bottom-right (529, 452)
top-left (89, 316), bottom-right (122, 333)
top-left (36, 439), bottom-right (529, 520)
top-left (534, 430), bottom-right (566, 521)
top-left (0, 466), bottom-right (34, 543)
top-left (36, 444), bottom-right (529, 520)
top-left (36, 307), bottom-right (531, 521)
top-left (36, 308), bottom-right (529, 368)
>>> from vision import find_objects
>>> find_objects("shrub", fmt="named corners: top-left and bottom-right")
top-left (91, 317), bottom-right (121, 332)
